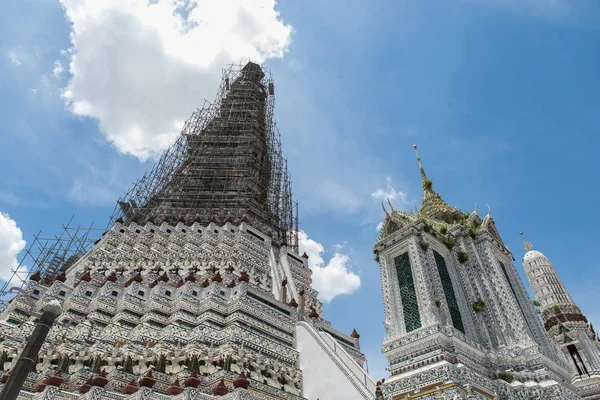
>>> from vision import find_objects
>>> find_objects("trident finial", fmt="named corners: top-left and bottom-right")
top-left (413, 144), bottom-right (429, 188)
top-left (519, 232), bottom-right (533, 251)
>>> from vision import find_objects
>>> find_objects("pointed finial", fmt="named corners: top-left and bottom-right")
top-left (474, 203), bottom-right (478, 213)
top-left (413, 144), bottom-right (431, 190)
top-left (381, 202), bottom-right (390, 217)
top-left (487, 204), bottom-right (492, 216)
top-left (519, 232), bottom-right (533, 251)
top-left (387, 198), bottom-right (396, 213)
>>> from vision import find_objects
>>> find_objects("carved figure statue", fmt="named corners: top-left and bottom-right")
top-left (282, 367), bottom-right (300, 395)
top-left (211, 348), bottom-right (222, 372)
top-left (229, 348), bottom-right (242, 374)
top-left (292, 371), bottom-right (302, 395)
top-left (264, 360), bottom-right (279, 387)
top-left (167, 360), bottom-right (186, 375)
top-left (200, 346), bottom-right (217, 375)
top-left (248, 352), bottom-right (263, 381)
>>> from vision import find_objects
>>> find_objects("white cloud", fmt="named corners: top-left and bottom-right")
top-left (7, 50), bottom-right (21, 66)
top-left (0, 213), bottom-right (27, 283)
top-left (298, 231), bottom-right (361, 303)
top-left (59, 0), bottom-right (292, 160)
top-left (333, 241), bottom-right (347, 252)
top-left (376, 221), bottom-right (384, 232)
top-left (52, 60), bottom-right (64, 77)
top-left (371, 176), bottom-right (407, 202)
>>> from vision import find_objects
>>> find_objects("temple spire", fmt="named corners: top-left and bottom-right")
top-left (413, 144), bottom-right (430, 189)
top-left (413, 144), bottom-right (463, 224)
top-left (520, 232), bottom-right (533, 251)
top-left (109, 62), bottom-right (299, 250)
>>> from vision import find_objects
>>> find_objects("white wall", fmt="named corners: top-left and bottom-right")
top-left (295, 321), bottom-right (374, 400)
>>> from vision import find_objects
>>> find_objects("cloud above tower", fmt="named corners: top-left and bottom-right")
top-left (58, 0), bottom-right (292, 160)
top-left (298, 231), bottom-right (361, 303)
top-left (371, 176), bottom-right (407, 202)
top-left (0, 213), bottom-right (26, 283)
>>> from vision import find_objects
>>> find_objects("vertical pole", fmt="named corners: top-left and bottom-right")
top-left (0, 301), bottom-right (62, 400)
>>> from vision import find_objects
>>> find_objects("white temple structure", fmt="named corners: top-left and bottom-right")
top-left (372, 145), bottom-right (585, 399)
top-left (0, 63), bottom-right (375, 400)
top-left (521, 234), bottom-right (600, 399)
top-left (2, 61), bottom-right (598, 400)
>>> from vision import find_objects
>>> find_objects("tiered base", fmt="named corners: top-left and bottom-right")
top-left (380, 362), bottom-right (582, 400)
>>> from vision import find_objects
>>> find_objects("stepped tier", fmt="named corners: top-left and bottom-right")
top-left (0, 220), bottom-right (367, 399)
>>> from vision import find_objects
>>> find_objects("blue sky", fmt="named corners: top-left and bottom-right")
top-left (1, 0), bottom-right (600, 381)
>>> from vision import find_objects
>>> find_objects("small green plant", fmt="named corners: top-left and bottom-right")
top-left (532, 300), bottom-right (542, 315)
top-left (374, 254), bottom-right (380, 263)
top-left (469, 227), bottom-right (477, 240)
top-left (423, 179), bottom-right (433, 190)
top-left (472, 300), bottom-right (486, 313)
top-left (553, 305), bottom-right (561, 314)
top-left (443, 236), bottom-right (456, 250)
top-left (438, 225), bottom-right (448, 235)
top-left (457, 250), bottom-right (469, 263)
top-left (435, 299), bottom-right (441, 308)
top-left (422, 222), bottom-right (431, 233)
top-left (419, 241), bottom-right (430, 251)
top-left (498, 372), bottom-right (514, 384)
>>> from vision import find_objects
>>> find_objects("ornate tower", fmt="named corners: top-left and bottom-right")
top-left (373, 145), bottom-right (580, 399)
top-left (0, 63), bottom-right (374, 400)
top-left (521, 234), bottom-right (600, 399)
top-left (112, 62), bottom-right (299, 249)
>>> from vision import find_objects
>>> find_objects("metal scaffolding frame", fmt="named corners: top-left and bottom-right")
top-left (0, 216), bottom-right (100, 311)
top-left (109, 62), bottom-right (299, 250)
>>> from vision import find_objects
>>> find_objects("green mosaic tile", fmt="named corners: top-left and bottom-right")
top-left (395, 253), bottom-right (422, 332)
top-left (434, 250), bottom-right (465, 333)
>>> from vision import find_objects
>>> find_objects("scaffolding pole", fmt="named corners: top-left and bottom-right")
top-left (0, 217), bottom-right (100, 311)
